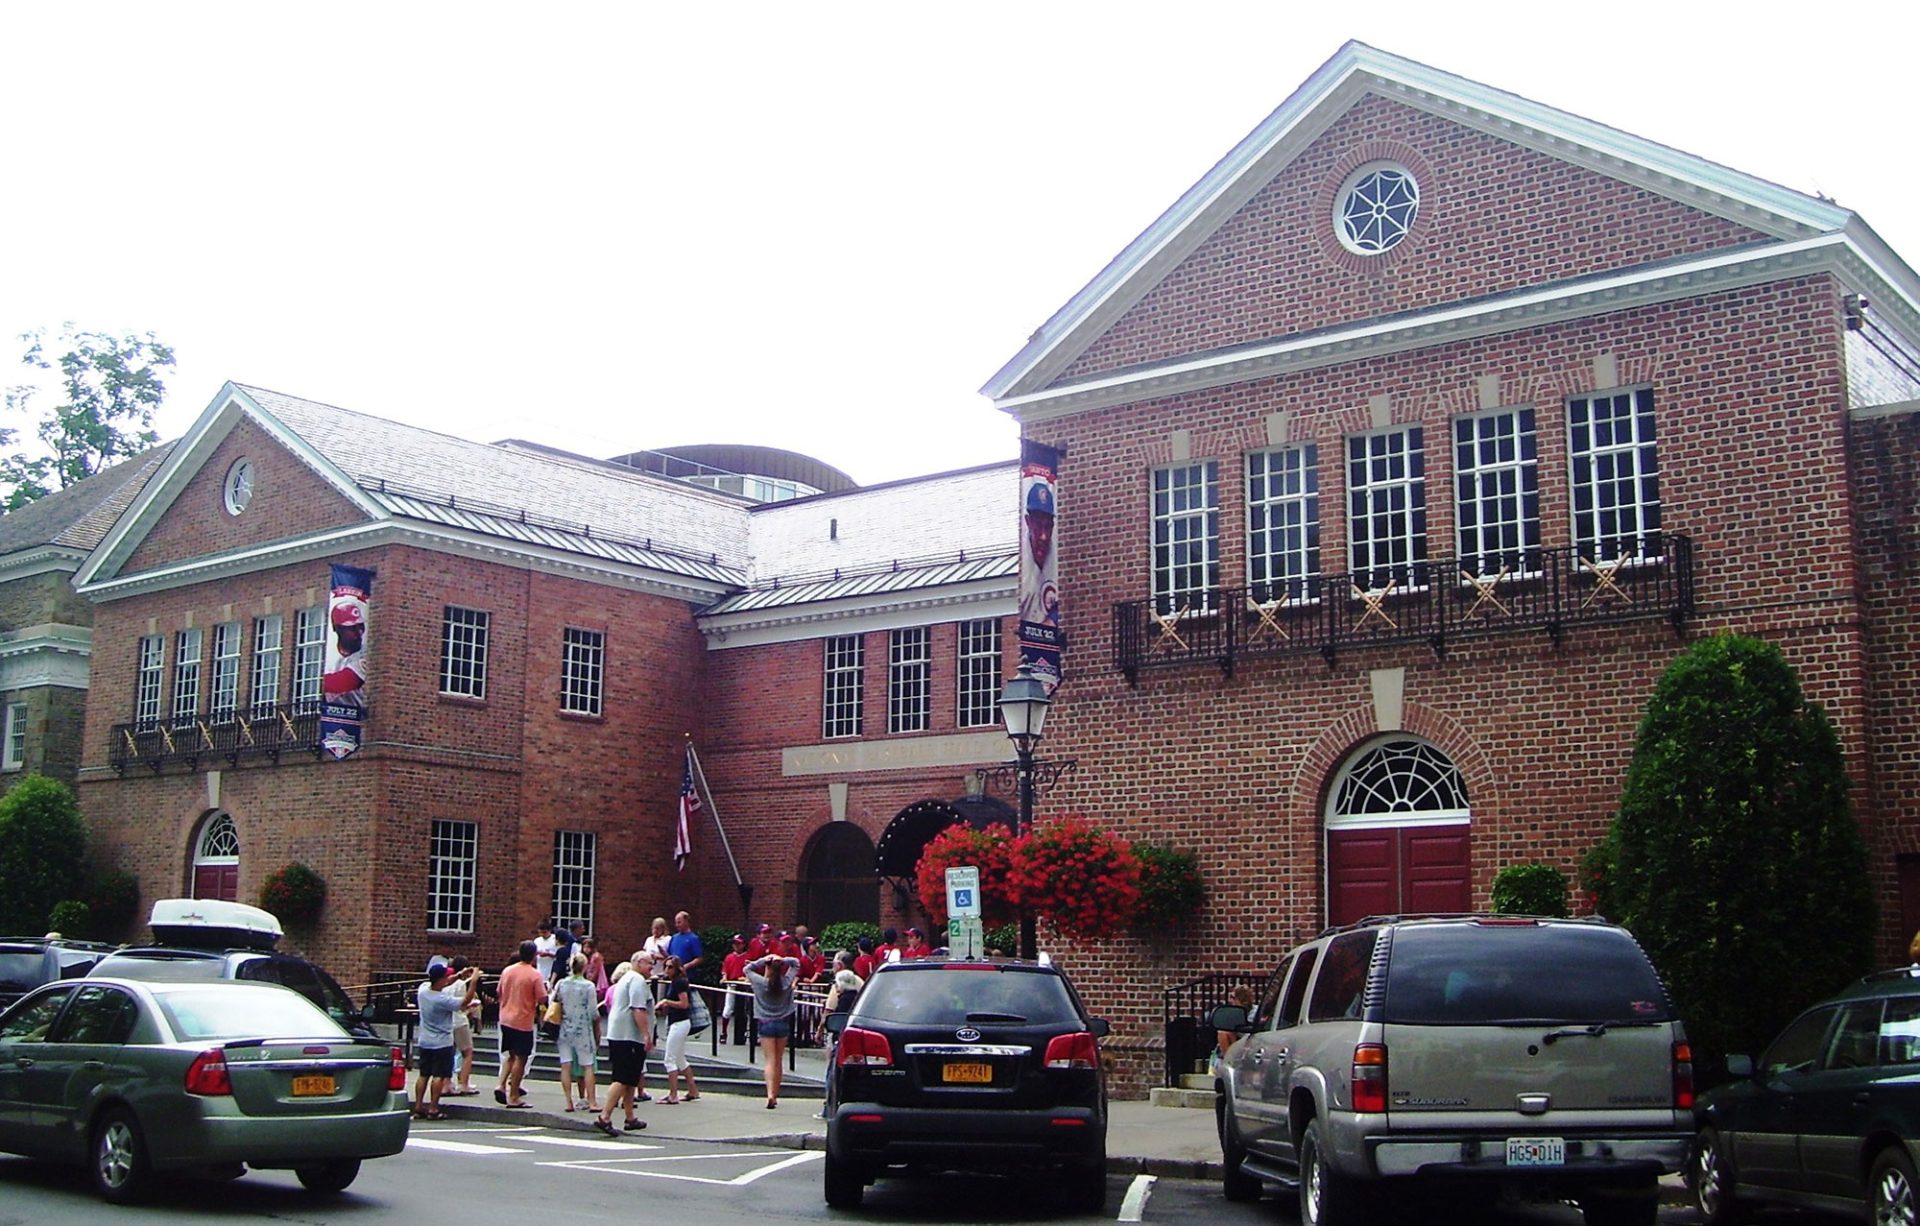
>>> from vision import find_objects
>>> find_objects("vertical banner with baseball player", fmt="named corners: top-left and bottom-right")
top-left (1017, 439), bottom-right (1063, 693)
top-left (319, 563), bottom-right (373, 760)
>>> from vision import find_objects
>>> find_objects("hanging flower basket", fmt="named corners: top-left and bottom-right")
top-left (915, 823), bottom-right (1017, 926)
top-left (259, 862), bottom-right (327, 925)
top-left (1004, 815), bottom-right (1143, 939)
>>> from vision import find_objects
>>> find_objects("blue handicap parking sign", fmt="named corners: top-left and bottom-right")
top-left (954, 889), bottom-right (973, 908)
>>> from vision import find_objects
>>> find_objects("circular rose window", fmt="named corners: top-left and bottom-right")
top-left (1335, 163), bottom-right (1420, 256)
top-left (222, 458), bottom-right (255, 516)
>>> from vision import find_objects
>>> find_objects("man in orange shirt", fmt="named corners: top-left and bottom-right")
top-left (494, 939), bottom-right (548, 1108)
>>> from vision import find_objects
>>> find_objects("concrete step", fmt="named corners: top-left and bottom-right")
top-left (1178, 1073), bottom-right (1213, 1091)
top-left (1148, 1086), bottom-right (1214, 1109)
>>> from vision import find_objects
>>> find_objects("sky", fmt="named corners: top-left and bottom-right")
top-left (3, 3), bottom-right (1916, 487)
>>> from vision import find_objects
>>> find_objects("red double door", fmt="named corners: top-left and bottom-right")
top-left (193, 864), bottom-right (239, 902)
top-left (1326, 823), bottom-right (1470, 927)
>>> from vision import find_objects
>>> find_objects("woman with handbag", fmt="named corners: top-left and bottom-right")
top-left (655, 955), bottom-right (702, 1103)
top-left (552, 952), bottom-right (602, 1112)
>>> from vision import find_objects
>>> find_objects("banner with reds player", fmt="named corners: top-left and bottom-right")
top-left (320, 563), bottom-right (374, 760)
top-left (1017, 439), bottom-right (1063, 694)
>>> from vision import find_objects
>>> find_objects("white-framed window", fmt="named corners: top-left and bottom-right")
top-left (1569, 388), bottom-right (1662, 562)
top-left (249, 614), bottom-right (283, 718)
top-left (822, 634), bottom-right (864, 739)
top-left (1347, 427), bottom-right (1426, 589)
top-left (552, 830), bottom-right (596, 935)
top-left (428, 819), bottom-right (478, 934)
top-left (209, 622), bottom-right (241, 720)
top-left (956, 619), bottom-right (1002, 729)
top-left (1152, 461), bottom-right (1219, 615)
top-left (291, 607), bottom-right (325, 714)
top-left (1335, 162), bottom-right (1421, 256)
top-left (135, 634), bottom-right (165, 729)
top-left (1455, 408), bottom-right (1540, 575)
top-left (171, 628), bottom-right (203, 727)
top-left (561, 627), bottom-right (605, 717)
top-left (3, 702), bottom-right (27, 771)
top-left (440, 606), bottom-right (490, 699)
top-left (888, 627), bottom-right (931, 734)
top-left (1247, 444), bottom-right (1320, 601)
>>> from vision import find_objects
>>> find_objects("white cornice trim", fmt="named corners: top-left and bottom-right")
top-left (996, 235), bottom-right (1907, 423)
top-left (700, 582), bottom-right (1016, 650)
top-left (0, 546), bottom-right (87, 583)
top-left (783, 730), bottom-right (1012, 778)
top-left (0, 627), bottom-right (92, 690)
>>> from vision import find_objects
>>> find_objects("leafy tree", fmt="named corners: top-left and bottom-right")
top-left (1490, 862), bottom-right (1569, 917)
top-left (1593, 634), bottom-right (1873, 1075)
top-left (3, 324), bottom-right (174, 509)
top-left (0, 774), bottom-right (89, 933)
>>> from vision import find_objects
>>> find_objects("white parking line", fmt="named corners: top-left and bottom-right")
top-left (1118, 1173), bottom-right (1156, 1222)
top-left (539, 1149), bottom-right (822, 1185)
top-left (406, 1136), bottom-right (534, 1155)
top-left (519, 1134), bottom-right (658, 1152)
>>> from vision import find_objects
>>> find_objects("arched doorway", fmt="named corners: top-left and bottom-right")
top-left (191, 811), bottom-right (241, 902)
top-left (795, 822), bottom-right (879, 932)
top-left (1324, 736), bottom-right (1471, 926)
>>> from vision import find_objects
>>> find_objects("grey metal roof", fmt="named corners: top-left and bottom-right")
top-left (700, 550), bottom-right (1016, 614)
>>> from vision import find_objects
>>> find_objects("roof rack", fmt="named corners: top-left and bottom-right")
top-left (1311, 912), bottom-right (1616, 939)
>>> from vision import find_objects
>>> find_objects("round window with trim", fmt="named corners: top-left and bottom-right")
top-left (1334, 162), bottom-right (1421, 256)
top-left (222, 458), bottom-right (255, 516)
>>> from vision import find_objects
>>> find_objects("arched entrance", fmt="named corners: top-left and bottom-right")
top-left (795, 822), bottom-right (879, 931)
top-left (873, 796), bottom-right (1018, 923)
top-left (191, 811), bottom-right (240, 902)
top-left (1324, 736), bottom-right (1471, 926)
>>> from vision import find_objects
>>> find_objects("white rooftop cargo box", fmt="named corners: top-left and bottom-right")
top-left (147, 898), bottom-right (283, 950)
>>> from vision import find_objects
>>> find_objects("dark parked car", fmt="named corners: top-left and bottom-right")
top-left (0, 976), bottom-right (409, 1202)
top-left (821, 957), bottom-right (1110, 1211)
top-left (1692, 964), bottom-right (1920, 1224)
top-left (0, 936), bottom-right (118, 1012)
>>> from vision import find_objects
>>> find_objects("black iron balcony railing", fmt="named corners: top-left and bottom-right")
top-left (1113, 534), bottom-right (1693, 682)
top-left (110, 704), bottom-right (325, 774)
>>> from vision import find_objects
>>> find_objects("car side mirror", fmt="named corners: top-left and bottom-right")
top-left (1725, 1053), bottom-right (1754, 1079)
top-left (1208, 1005), bottom-right (1248, 1032)
top-left (1086, 1017), bottom-right (1110, 1038)
top-left (824, 1012), bottom-right (849, 1035)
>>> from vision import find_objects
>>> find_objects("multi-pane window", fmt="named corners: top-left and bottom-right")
top-left (428, 819), bottom-right (478, 933)
top-left (249, 614), bottom-right (283, 718)
top-left (3, 702), bottom-right (26, 770)
top-left (1569, 388), bottom-right (1662, 562)
top-left (561, 628), bottom-right (605, 716)
top-left (956, 619), bottom-right (1002, 729)
top-left (1455, 408), bottom-right (1540, 575)
top-left (209, 622), bottom-right (241, 720)
top-left (1247, 445), bottom-right (1320, 601)
top-left (134, 634), bottom-right (165, 729)
top-left (822, 634), bottom-right (864, 739)
top-left (291, 607), bottom-right (325, 714)
top-left (888, 627), bottom-right (931, 734)
top-left (441, 607), bottom-right (490, 698)
top-left (552, 830), bottom-right (597, 935)
top-left (1347, 427), bottom-right (1427, 589)
top-left (1152, 461), bottom-right (1220, 614)
top-left (171, 628), bottom-right (203, 727)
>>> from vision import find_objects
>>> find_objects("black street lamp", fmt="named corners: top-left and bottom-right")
top-left (997, 663), bottom-right (1051, 960)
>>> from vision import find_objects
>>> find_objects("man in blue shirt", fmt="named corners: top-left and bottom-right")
top-left (414, 959), bottom-right (477, 1118)
top-left (669, 911), bottom-right (703, 975)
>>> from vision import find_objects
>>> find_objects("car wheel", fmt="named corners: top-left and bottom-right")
top-left (295, 1158), bottom-right (361, 1195)
top-left (1579, 1178), bottom-right (1658, 1226)
top-left (1298, 1116), bottom-right (1367, 1226)
top-left (1218, 1100), bottom-right (1260, 1203)
top-left (824, 1149), bottom-right (865, 1209)
top-left (1871, 1146), bottom-right (1919, 1226)
top-left (90, 1107), bottom-right (151, 1204)
top-left (1690, 1128), bottom-right (1748, 1225)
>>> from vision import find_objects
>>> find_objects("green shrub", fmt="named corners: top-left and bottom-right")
top-left (1490, 862), bottom-right (1569, 917)
top-left (47, 899), bottom-right (89, 936)
top-left (984, 922), bottom-right (1020, 956)
top-left (819, 921), bottom-right (880, 958)
top-left (1597, 634), bottom-right (1873, 1077)
top-left (1132, 844), bottom-right (1205, 931)
top-left (0, 775), bottom-right (88, 934)
top-left (692, 926), bottom-right (737, 987)
top-left (82, 868), bottom-right (140, 939)
top-left (259, 862), bottom-right (326, 925)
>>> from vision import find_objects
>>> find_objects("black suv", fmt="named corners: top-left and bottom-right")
top-left (88, 946), bottom-right (375, 1038)
top-left (0, 936), bottom-right (117, 1011)
top-left (822, 957), bottom-right (1110, 1211)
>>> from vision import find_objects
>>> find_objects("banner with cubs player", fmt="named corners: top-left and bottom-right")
top-left (1017, 439), bottom-right (1063, 694)
top-left (319, 563), bottom-right (374, 760)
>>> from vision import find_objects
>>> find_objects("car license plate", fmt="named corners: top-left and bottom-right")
top-left (942, 1062), bottom-right (992, 1084)
top-left (1506, 1136), bottom-right (1564, 1167)
top-left (292, 1074), bottom-right (336, 1097)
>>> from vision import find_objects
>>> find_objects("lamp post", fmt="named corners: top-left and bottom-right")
top-left (997, 662), bottom-right (1051, 961)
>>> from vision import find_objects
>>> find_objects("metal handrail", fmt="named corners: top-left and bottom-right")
top-left (1161, 970), bottom-right (1275, 1088)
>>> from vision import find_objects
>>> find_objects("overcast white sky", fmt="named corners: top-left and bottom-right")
top-left (3, 3), bottom-right (1915, 487)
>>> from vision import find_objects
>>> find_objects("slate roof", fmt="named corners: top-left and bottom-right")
top-left (742, 462), bottom-right (1018, 584)
top-left (0, 443), bottom-right (175, 560)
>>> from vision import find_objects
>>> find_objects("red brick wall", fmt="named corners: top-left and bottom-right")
top-left (1060, 95), bottom-right (1773, 384)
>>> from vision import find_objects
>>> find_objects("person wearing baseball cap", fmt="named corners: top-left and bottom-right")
top-left (321, 597), bottom-right (369, 699)
top-left (414, 958), bottom-right (478, 1118)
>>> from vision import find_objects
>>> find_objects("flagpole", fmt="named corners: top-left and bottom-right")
top-left (686, 739), bottom-right (749, 910)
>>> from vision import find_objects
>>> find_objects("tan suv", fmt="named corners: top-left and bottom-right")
top-left (1211, 915), bottom-right (1692, 1226)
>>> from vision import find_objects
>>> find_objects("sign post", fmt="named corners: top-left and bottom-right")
top-left (946, 866), bottom-right (983, 959)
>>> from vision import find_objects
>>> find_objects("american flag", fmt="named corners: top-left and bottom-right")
top-left (674, 746), bottom-right (700, 872)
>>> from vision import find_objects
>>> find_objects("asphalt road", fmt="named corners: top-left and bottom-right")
top-left (0, 1119), bottom-right (1763, 1225)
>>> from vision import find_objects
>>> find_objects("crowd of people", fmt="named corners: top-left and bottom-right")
top-left (410, 914), bottom-right (941, 1122)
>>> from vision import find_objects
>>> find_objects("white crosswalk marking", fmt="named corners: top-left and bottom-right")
top-left (539, 1148), bottom-right (822, 1185)
top-left (519, 1134), bottom-right (658, 1151)
top-left (407, 1136), bottom-right (534, 1155)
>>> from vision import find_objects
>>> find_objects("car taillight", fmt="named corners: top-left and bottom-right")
top-left (1351, 1043), bottom-right (1387, 1113)
top-left (1045, 1032), bottom-right (1099, 1070)
top-left (1673, 1041), bottom-right (1694, 1109)
top-left (389, 1045), bottom-right (408, 1091)
top-left (185, 1048), bottom-right (232, 1096)
top-left (836, 1027), bottom-right (894, 1067)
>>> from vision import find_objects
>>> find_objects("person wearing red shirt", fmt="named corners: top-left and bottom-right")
top-left (853, 936), bottom-right (878, 981)
top-left (720, 934), bottom-right (750, 1044)
top-left (872, 927), bottom-right (899, 967)
top-left (745, 924), bottom-right (775, 960)
top-left (903, 928), bottom-right (931, 959)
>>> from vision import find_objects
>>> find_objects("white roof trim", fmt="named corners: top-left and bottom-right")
top-left (996, 234), bottom-right (1914, 423)
top-left (982, 41), bottom-right (1865, 402)
top-left (699, 582), bottom-right (1016, 650)
top-left (0, 545), bottom-right (88, 583)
